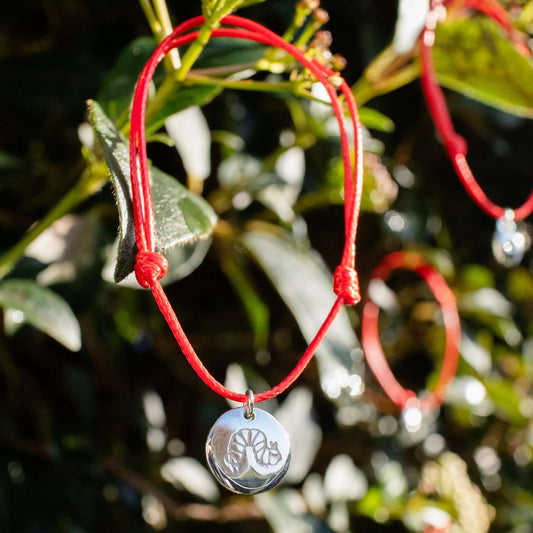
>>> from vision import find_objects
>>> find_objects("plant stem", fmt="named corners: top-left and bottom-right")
top-left (139, 0), bottom-right (162, 38)
top-left (184, 73), bottom-right (327, 103)
top-left (352, 62), bottom-right (420, 107)
top-left (351, 45), bottom-right (420, 106)
top-left (175, 24), bottom-right (214, 82)
top-left (153, 0), bottom-right (181, 70)
top-left (0, 164), bottom-right (107, 281)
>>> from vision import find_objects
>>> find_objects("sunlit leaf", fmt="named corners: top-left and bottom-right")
top-left (146, 85), bottom-right (222, 135)
top-left (507, 267), bottom-right (533, 301)
top-left (459, 264), bottom-right (495, 291)
top-left (165, 106), bottom-right (211, 181)
top-left (324, 455), bottom-right (367, 501)
top-left (392, 0), bottom-right (428, 54)
top-left (434, 17), bottom-right (533, 117)
top-left (88, 100), bottom-right (217, 283)
top-left (219, 249), bottom-right (270, 350)
top-left (102, 237), bottom-right (212, 288)
top-left (275, 388), bottom-right (322, 484)
top-left (255, 490), bottom-right (332, 533)
top-left (0, 280), bottom-right (81, 351)
top-left (98, 37), bottom-right (157, 122)
top-left (161, 457), bottom-right (220, 501)
top-left (326, 153), bottom-right (398, 213)
top-left (484, 376), bottom-right (527, 425)
top-left (242, 230), bottom-right (363, 404)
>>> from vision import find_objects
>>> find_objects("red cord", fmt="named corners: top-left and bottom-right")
top-left (129, 16), bottom-right (364, 403)
top-left (361, 252), bottom-right (461, 411)
top-left (420, 0), bottom-right (533, 221)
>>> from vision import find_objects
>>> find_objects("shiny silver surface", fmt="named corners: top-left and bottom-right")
top-left (492, 216), bottom-right (529, 267)
top-left (206, 407), bottom-right (291, 494)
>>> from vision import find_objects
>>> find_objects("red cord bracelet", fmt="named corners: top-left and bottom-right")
top-left (361, 252), bottom-right (461, 419)
top-left (420, 0), bottom-right (533, 265)
top-left (128, 14), bottom-right (365, 494)
top-left (129, 15), bottom-right (364, 406)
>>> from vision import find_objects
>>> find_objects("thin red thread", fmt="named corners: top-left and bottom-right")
top-left (129, 16), bottom-right (364, 403)
top-left (420, 0), bottom-right (533, 221)
top-left (361, 251), bottom-right (461, 411)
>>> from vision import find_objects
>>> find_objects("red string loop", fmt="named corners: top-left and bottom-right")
top-left (135, 251), bottom-right (169, 289)
top-left (361, 251), bottom-right (461, 412)
top-left (420, 0), bottom-right (533, 221)
top-left (128, 15), bottom-right (364, 403)
top-left (333, 265), bottom-right (361, 305)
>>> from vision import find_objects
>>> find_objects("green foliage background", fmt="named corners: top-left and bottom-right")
top-left (0, 0), bottom-right (532, 531)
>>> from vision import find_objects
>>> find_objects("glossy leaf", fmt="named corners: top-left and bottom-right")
top-left (195, 37), bottom-right (267, 69)
top-left (165, 106), bottom-right (211, 181)
top-left (275, 388), bottom-right (322, 484)
top-left (161, 457), bottom-right (220, 501)
top-left (102, 237), bottom-right (212, 288)
top-left (242, 230), bottom-right (363, 404)
top-left (0, 280), bottom-right (81, 351)
top-left (98, 37), bottom-right (157, 122)
top-left (434, 17), bottom-right (533, 117)
top-left (88, 100), bottom-right (217, 283)
top-left (146, 85), bottom-right (221, 135)
top-left (325, 153), bottom-right (398, 214)
top-left (484, 377), bottom-right (527, 426)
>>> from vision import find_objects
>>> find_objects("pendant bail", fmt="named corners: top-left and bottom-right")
top-left (244, 389), bottom-right (255, 420)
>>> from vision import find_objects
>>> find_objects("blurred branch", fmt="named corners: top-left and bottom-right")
top-left (352, 46), bottom-right (420, 106)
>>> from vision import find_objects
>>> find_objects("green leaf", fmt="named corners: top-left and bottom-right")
top-left (484, 376), bottom-right (527, 425)
top-left (434, 16), bottom-right (533, 118)
top-left (0, 280), bottom-right (81, 351)
top-left (325, 153), bottom-right (398, 214)
top-left (242, 230), bottom-right (363, 403)
top-left (103, 238), bottom-right (212, 289)
top-left (358, 107), bottom-right (395, 133)
top-left (194, 38), bottom-right (267, 70)
top-left (219, 248), bottom-right (270, 350)
top-left (507, 267), bottom-right (533, 301)
top-left (88, 100), bottom-right (217, 283)
top-left (98, 37), bottom-right (158, 122)
top-left (146, 85), bottom-right (222, 135)
top-left (459, 264), bottom-right (495, 291)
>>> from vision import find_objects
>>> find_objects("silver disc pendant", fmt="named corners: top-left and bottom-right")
top-left (206, 398), bottom-right (291, 495)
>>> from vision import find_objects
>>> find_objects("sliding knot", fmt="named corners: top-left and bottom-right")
top-left (135, 251), bottom-right (168, 289)
top-left (445, 134), bottom-right (467, 157)
top-left (333, 265), bottom-right (360, 305)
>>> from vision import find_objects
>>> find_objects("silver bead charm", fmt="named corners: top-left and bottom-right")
top-left (492, 209), bottom-right (529, 267)
top-left (206, 391), bottom-right (291, 494)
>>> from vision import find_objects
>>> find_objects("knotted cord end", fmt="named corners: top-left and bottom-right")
top-left (444, 133), bottom-right (467, 157)
top-left (135, 251), bottom-right (169, 289)
top-left (333, 265), bottom-right (361, 305)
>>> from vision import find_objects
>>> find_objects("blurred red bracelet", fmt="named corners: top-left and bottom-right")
top-left (361, 252), bottom-right (461, 419)
top-left (420, 0), bottom-right (533, 265)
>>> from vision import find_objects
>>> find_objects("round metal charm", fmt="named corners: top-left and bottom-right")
top-left (206, 406), bottom-right (291, 494)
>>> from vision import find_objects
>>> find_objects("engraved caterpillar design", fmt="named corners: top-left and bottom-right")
top-left (223, 428), bottom-right (282, 476)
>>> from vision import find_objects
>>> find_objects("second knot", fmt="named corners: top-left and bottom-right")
top-left (135, 251), bottom-right (169, 289)
top-left (333, 266), bottom-right (361, 306)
